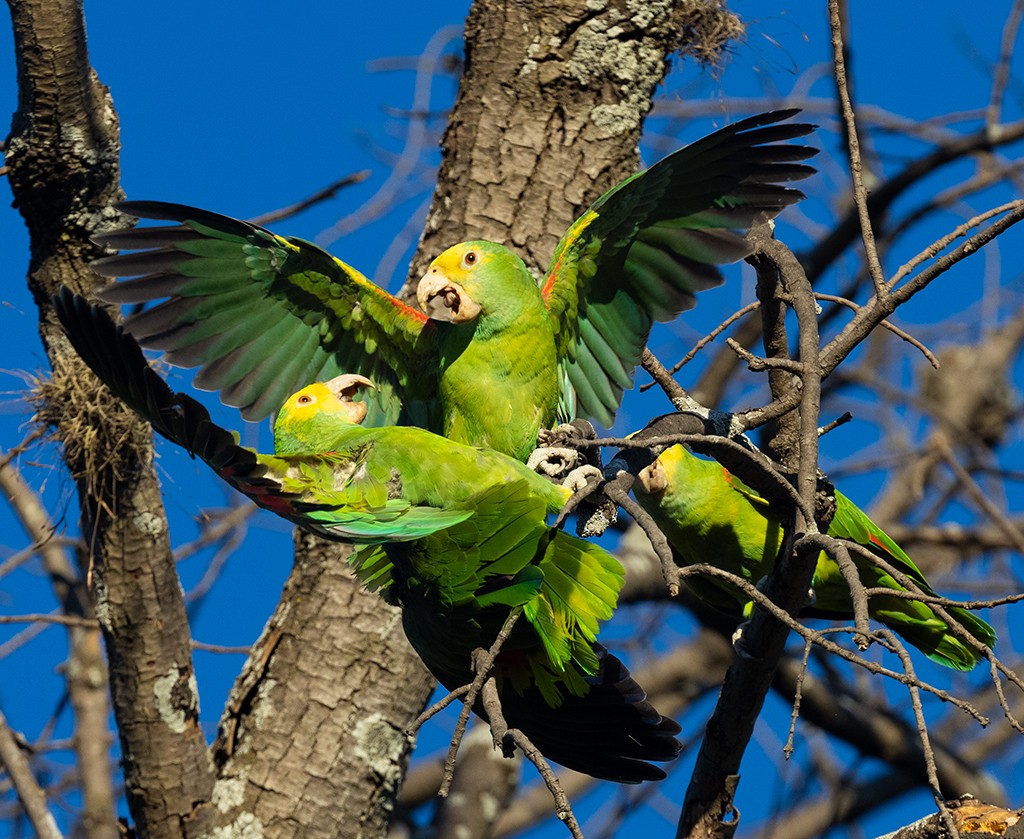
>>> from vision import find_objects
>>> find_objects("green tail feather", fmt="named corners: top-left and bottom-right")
top-left (870, 595), bottom-right (995, 671)
top-left (830, 493), bottom-right (996, 670)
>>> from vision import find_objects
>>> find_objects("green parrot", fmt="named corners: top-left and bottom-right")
top-left (54, 289), bottom-right (681, 782)
top-left (92, 110), bottom-right (816, 460)
top-left (631, 444), bottom-right (996, 671)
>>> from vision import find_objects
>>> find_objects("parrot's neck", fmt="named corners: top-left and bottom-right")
top-left (273, 413), bottom-right (364, 456)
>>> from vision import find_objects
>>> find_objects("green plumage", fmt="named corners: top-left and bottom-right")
top-left (633, 445), bottom-right (996, 671)
top-left (93, 110), bottom-right (816, 460)
top-left (54, 289), bottom-right (681, 782)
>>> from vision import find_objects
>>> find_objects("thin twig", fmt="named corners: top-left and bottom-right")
top-left (0, 614), bottom-right (97, 628)
top-left (812, 292), bottom-right (939, 367)
top-left (989, 657), bottom-right (1024, 735)
top-left (888, 202), bottom-right (1024, 307)
top-left (553, 472), bottom-right (604, 529)
top-left (248, 170), bottom-right (372, 227)
top-left (935, 434), bottom-right (1024, 555)
top-left (829, 0), bottom-right (887, 295)
top-left (784, 639), bottom-right (814, 760)
top-left (676, 561), bottom-right (986, 720)
top-left (800, 533), bottom-right (872, 651)
top-left (604, 481), bottom-right (679, 596)
top-left (639, 301), bottom-right (761, 390)
top-left (475, 669), bottom-right (583, 839)
top-left (0, 620), bottom-right (50, 660)
top-left (437, 609), bottom-right (522, 798)
top-left (190, 641), bottom-right (251, 655)
top-left (725, 339), bottom-right (807, 374)
top-left (888, 200), bottom-right (1024, 289)
top-left (818, 412), bottom-right (853, 438)
top-left (879, 629), bottom-right (961, 839)
top-left (408, 685), bottom-right (472, 736)
top-left (641, 347), bottom-right (690, 407)
top-left (503, 729), bottom-right (584, 839)
top-left (986, 0), bottom-right (1024, 129)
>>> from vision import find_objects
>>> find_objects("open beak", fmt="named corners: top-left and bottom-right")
top-left (417, 270), bottom-right (482, 323)
top-left (324, 373), bottom-right (375, 425)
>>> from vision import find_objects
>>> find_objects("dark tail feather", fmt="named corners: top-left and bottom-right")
top-left (491, 644), bottom-right (681, 783)
top-left (51, 288), bottom-right (263, 483)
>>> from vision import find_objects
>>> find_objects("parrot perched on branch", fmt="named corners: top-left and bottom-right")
top-left (92, 110), bottom-right (817, 460)
top-left (632, 444), bottom-right (996, 671)
top-left (54, 289), bottom-right (681, 782)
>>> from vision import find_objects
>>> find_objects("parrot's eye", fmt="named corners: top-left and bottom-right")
top-left (297, 395), bottom-right (313, 405)
top-left (462, 251), bottom-right (478, 267)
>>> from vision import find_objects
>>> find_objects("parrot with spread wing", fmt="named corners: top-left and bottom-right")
top-left (92, 110), bottom-right (817, 460)
top-left (54, 289), bottom-right (681, 782)
top-left (632, 445), bottom-right (996, 671)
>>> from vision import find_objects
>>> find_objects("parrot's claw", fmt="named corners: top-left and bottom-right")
top-left (562, 464), bottom-right (603, 495)
top-left (527, 445), bottom-right (582, 479)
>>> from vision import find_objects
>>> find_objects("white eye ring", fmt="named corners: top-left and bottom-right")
top-left (462, 250), bottom-right (478, 268)
top-left (297, 394), bottom-right (314, 405)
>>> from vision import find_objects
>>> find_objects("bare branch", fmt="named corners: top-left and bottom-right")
top-left (829, 0), bottom-right (887, 295)
top-left (0, 706), bottom-right (63, 839)
top-left (248, 170), bottom-right (372, 227)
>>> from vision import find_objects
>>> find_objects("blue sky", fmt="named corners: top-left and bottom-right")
top-left (1, 2), bottom-right (1022, 837)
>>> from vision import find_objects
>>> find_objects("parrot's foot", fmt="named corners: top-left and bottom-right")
top-left (527, 445), bottom-right (583, 479)
top-left (562, 464), bottom-right (602, 495)
top-left (537, 419), bottom-right (597, 448)
top-left (536, 420), bottom-right (603, 473)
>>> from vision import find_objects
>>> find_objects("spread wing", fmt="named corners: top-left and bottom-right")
top-left (92, 201), bottom-right (436, 425)
top-left (542, 110), bottom-right (818, 425)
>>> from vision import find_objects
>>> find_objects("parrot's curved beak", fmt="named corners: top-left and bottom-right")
top-left (636, 459), bottom-right (668, 495)
top-left (324, 374), bottom-right (375, 425)
top-left (417, 270), bottom-right (482, 323)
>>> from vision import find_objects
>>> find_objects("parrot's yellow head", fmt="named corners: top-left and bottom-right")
top-left (417, 241), bottom-right (536, 324)
top-left (276, 374), bottom-right (375, 430)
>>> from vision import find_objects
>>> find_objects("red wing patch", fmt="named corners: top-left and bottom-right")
top-left (867, 532), bottom-right (891, 555)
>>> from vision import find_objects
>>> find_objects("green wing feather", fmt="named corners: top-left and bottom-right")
top-left (543, 111), bottom-right (818, 425)
top-left (92, 201), bottom-right (436, 425)
top-left (392, 481), bottom-right (623, 687)
top-left (52, 289), bottom-right (468, 544)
